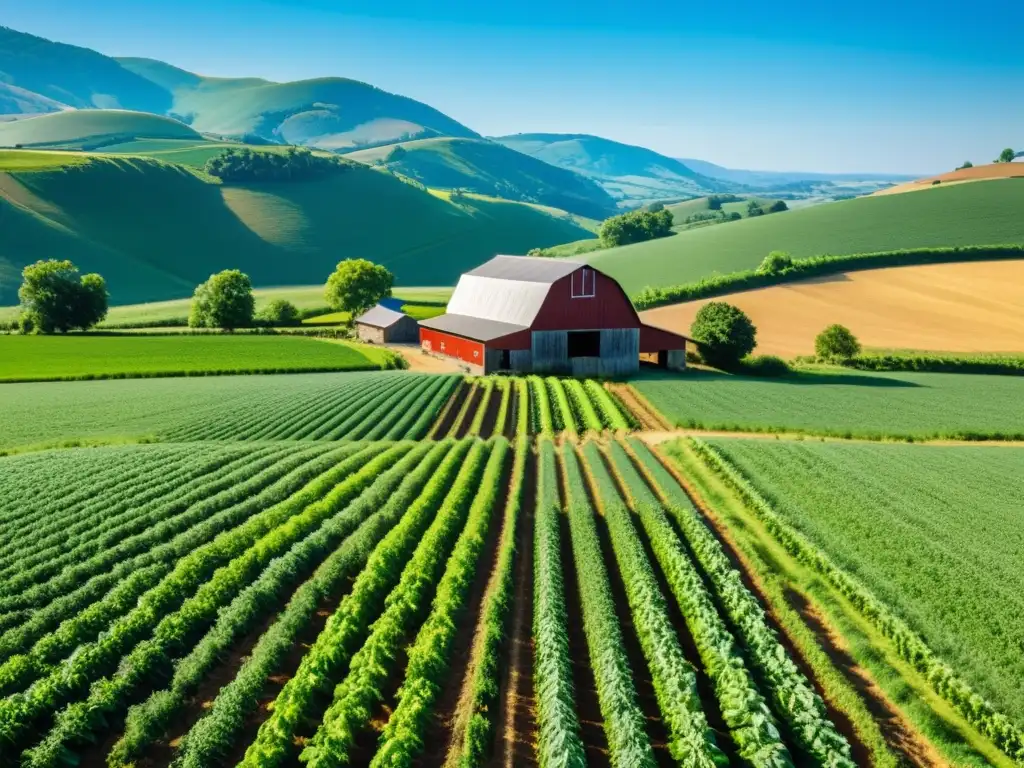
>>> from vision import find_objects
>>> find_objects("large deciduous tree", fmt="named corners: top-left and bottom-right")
top-left (189, 269), bottom-right (255, 330)
top-left (18, 259), bottom-right (108, 333)
top-left (690, 301), bottom-right (757, 369)
top-left (324, 259), bottom-right (394, 318)
top-left (996, 148), bottom-right (1015, 163)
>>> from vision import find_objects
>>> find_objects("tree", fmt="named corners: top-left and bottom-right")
top-left (256, 299), bottom-right (301, 326)
top-left (189, 270), bottom-right (255, 330)
top-left (690, 302), bottom-right (757, 369)
top-left (645, 201), bottom-right (665, 212)
top-left (756, 250), bottom-right (794, 276)
top-left (956, 161), bottom-right (974, 170)
top-left (324, 259), bottom-right (394, 317)
top-left (746, 200), bottom-right (765, 217)
top-left (815, 324), bottom-right (861, 361)
top-left (599, 208), bottom-right (673, 246)
top-left (768, 199), bottom-right (789, 213)
top-left (996, 148), bottom-right (1015, 164)
top-left (18, 259), bottom-right (108, 333)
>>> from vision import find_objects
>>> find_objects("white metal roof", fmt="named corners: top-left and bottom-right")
top-left (355, 304), bottom-right (408, 328)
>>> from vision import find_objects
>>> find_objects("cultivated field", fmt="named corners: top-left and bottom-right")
top-left (0, 335), bottom-right (400, 382)
top-left (681, 438), bottom-right (1024, 764)
top-left (876, 162), bottom-right (1024, 195)
top-left (632, 368), bottom-right (1024, 440)
top-left (586, 179), bottom-right (1024, 295)
top-left (640, 259), bottom-right (1024, 357)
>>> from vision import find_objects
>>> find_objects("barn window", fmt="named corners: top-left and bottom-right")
top-left (568, 331), bottom-right (601, 357)
top-left (570, 268), bottom-right (596, 298)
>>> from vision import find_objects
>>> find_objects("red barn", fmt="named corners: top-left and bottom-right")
top-left (419, 255), bottom-right (690, 375)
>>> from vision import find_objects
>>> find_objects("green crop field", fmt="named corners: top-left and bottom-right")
top-left (0, 335), bottom-right (398, 382)
top-left (692, 438), bottom-right (1024, 731)
top-left (0, 151), bottom-right (592, 305)
top-left (587, 179), bottom-right (1024, 294)
top-left (632, 368), bottom-right (1024, 440)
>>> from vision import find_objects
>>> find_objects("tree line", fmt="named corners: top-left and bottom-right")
top-left (204, 147), bottom-right (351, 183)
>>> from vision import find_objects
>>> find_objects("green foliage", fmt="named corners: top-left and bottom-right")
top-left (689, 302), bottom-right (757, 369)
top-left (633, 244), bottom-right (1024, 310)
top-left (18, 259), bottom-right (108, 333)
top-left (255, 298), bottom-right (301, 326)
top-left (646, 201), bottom-right (666, 212)
top-left (692, 439), bottom-right (1024, 762)
top-left (584, 380), bottom-right (636, 430)
top-left (957, 161), bottom-right (974, 170)
top-left (996, 148), bottom-right (1015, 163)
top-left (839, 351), bottom-right (1024, 376)
top-left (746, 200), bottom-right (765, 217)
top-left (633, 368), bottom-right (1024, 440)
top-left (739, 354), bottom-right (791, 377)
top-left (768, 199), bottom-right (789, 213)
top-left (324, 258), bottom-right (394, 317)
top-left (204, 146), bottom-right (350, 183)
top-left (815, 324), bottom-right (861, 361)
top-left (599, 208), bottom-right (674, 247)
top-left (188, 270), bottom-right (255, 330)
top-left (756, 250), bottom-right (795, 276)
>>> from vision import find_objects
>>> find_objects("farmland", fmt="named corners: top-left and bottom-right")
top-left (632, 368), bottom-right (1024, 440)
top-left (0, 335), bottom-right (401, 382)
top-left (585, 179), bottom-right (1024, 295)
top-left (677, 438), bottom-right (1024, 764)
top-left (639, 259), bottom-right (1024, 357)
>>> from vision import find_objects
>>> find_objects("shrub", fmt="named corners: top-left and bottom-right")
top-left (646, 201), bottom-right (665, 212)
top-left (768, 200), bottom-right (789, 213)
top-left (256, 299), bottom-right (301, 327)
top-left (756, 250), bottom-right (794, 276)
top-left (18, 259), bottom-right (108, 333)
top-left (746, 201), bottom-right (765, 217)
top-left (815, 324), bottom-right (861, 361)
top-left (740, 355), bottom-right (790, 377)
top-left (189, 270), bottom-right (255, 330)
top-left (690, 302), bottom-right (757, 370)
top-left (599, 208), bottom-right (673, 247)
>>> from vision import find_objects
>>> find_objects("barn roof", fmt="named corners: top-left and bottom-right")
top-left (466, 255), bottom-right (584, 283)
top-left (355, 304), bottom-right (408, 329)
top-left (418, 313), bottom-right (528, 342)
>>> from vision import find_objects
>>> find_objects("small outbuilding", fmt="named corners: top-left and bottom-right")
top-left (419, 255), bottom-right (690, 375)
top-left (354, 303), bottom-right (419, 344)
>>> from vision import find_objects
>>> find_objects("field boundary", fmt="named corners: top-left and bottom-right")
top-left (687, 437), bottom-right (1024, 763)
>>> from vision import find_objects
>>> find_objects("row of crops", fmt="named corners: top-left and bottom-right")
top-left (0, 433), bottom-right (857, 767)
top-left (428, 375), bottom-right (639, 438)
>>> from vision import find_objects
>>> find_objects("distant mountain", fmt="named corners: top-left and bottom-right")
top-left (493, 133), bottom-right (734, 205)
top-left (117, 58), bottom-right (478, 149)
top-left (346, 137), bottom-right (618, 220)
top-left (678, 157), bottom-right (919, 187)
top-left (0, 26), bottom-right (171, 113)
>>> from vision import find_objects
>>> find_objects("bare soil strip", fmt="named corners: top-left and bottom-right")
top-left (429, 379), bottom-right (469, 439)
top-left (493, 450), bottom-right (538, 768)
top-left (555, 454), bottom-right (612, 768)
top-left (608, 383), bottom-right (672, 431)
top-left (479, 383), bottom-right (503, 439)
top-left (415, 453), bottom-right (514, 765)
top-left (453, 383), bottom-right (483, 439)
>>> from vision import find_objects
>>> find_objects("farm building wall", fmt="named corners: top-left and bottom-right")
top-left (509, 350), bottom-right (532, 372)
top-left (532, 270), bottom-right (641, 332)
top-left (385, 315), bottom-right (420, 343)
top-left (529, 328), bottom-right (640, 376)
top-left (420, 328), bottom-right (485, 371)
top-left (356, 324), bottom-right (386, 344)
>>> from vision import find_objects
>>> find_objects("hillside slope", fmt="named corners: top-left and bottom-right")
top-left (0, 109), bottom-right (202, 148)
top-left (119, 57), bottom-right (478, 149)
top-left (0, 26), bottom-right (171, 114)
top-left (0, 151), bottom-right (593, 304)
top-left (347, 137), bottom-right (617, 219)
top-left (586, 178), bottom-right (1024, 294)
top-left (640, 260), bottom-right (1024, 357)
top-left (876, 162), bottom-right (1024, 196)
top-left (494, 132), bottom-right (730, 205)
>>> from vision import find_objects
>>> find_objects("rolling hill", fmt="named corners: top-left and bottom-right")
top-left (118, 57), bottom-right (479, 149)
top-left (678, 157), bottom-right (918, 188)
top-left (585, 178), bottom-right (1024, 295)
top-left (875, 161), bottom-right (1024, 196)
top-left (346, 137), bottom-right (617, 219)
top-left (493, 132), bottom-right (731, 205)
top-left (0, 26), bottom-right (171, 114)
top-left (0, 150), bottom-right (594, 305)
top-left (0, 109), bottom-right (202, 148)
top-left (640, 260), bottom-right (1024, 357)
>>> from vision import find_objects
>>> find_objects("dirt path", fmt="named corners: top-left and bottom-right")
top-left (386, 343), bottom-right (465, 373)
top-left (607, 383), bottom-right (672, 431)
top-left (430, 379), bottom-right (469, 439)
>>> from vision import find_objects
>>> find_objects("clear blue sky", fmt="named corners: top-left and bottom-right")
top-left (5, 0), bottom-right (1022, 174)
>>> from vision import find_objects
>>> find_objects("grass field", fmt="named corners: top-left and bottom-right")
top-left (632, 368), bottom-right (1024, 439)
top-left (587, 179), bottom-right (1024, 294)
top-left (0, 335), bottom-right (399, 382)
top-left (0, 151), bottom-right (592, 305)
top-left (688, 438), bottom-right (1024, 750)
top-left (640, 259), bottom-right (1024, 357)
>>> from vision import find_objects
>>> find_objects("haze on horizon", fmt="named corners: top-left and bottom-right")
top-left (4, 0), bottom-right (1022, 175)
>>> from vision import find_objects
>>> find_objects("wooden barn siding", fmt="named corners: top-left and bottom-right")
top-left (510, 350), bottom-right (532, 372)
top-left (531, 271), bottom-right (641, 331)
top-left (596, 328), bottom-right (640, 376)
top-left (387, 315), bottom-right (420, 343)
top-left (531, 331), bottom-right (569, 374)
top-left (530, 328), bottom-right (639, 376)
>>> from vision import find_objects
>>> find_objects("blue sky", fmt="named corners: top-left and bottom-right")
top-left (5, 0), bottom-right (1022, 173)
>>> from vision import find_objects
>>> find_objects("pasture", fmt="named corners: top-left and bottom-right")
top-left (0, 335), bottom-right (399, 382)
top-left (640, 259), bottom-right (1024, 357)
top-left (631, 368), bottom-right (1024, 440)
top-left (586, 179), bottom-right (1024, 294)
